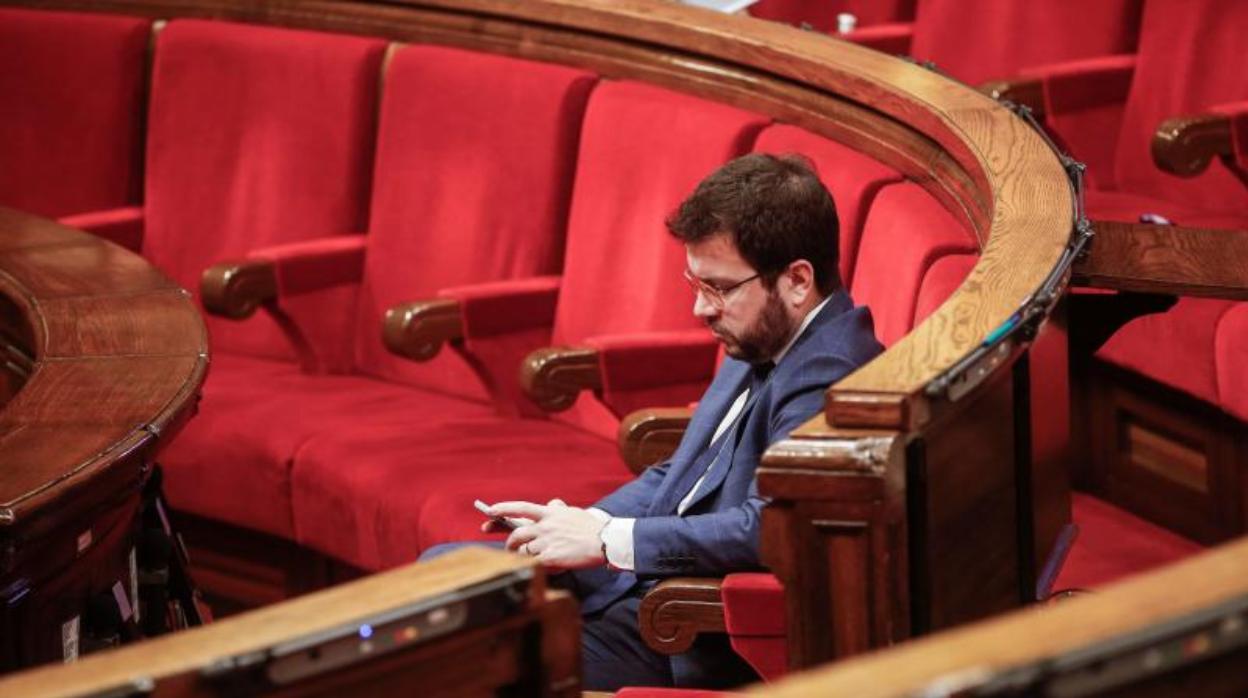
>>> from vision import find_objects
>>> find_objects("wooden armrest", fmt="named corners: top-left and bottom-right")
top-left (617, 407), bottom-right (693, 475)
top-left (382, 299), bottom-right (465, 361)
top-left (1073, 220), bottom-right (1248, 300)
top-left (980, 76), bottom-right (1045, 119)
top-left (200, 259), bottom-right (277, 320)
top-left (1152, 113), bottom-right (1234, 177)
top-left (520, 346), bottom-right (601, 412)
top-left (637, 577), bottom-right (726, 656)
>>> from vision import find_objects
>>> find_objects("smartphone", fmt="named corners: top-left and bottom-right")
top-left (473, 500), bottom-right (518, 531)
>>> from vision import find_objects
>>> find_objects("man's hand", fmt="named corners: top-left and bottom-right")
top-left (487, 499), bottom-right (608, 570)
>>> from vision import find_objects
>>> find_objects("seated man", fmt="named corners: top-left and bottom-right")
top-left (468, 153), bottom-right (881, 690)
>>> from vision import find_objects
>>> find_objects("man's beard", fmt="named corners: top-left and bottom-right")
top-left (711, 289), bottom-right (796, 364)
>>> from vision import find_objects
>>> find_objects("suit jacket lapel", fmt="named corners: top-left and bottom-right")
top-left (649, 360), bottom-right (752, 515)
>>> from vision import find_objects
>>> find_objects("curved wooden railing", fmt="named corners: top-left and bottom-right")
top-left (2, 0), bottom-right (1078, 672)
top-left (754, 536), bottom-right (1248, 697)
top-left (0, 207), bottom-right (206, 667)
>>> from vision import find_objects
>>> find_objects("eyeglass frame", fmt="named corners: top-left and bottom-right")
top-left (682, 268), bottom-right (763, 310)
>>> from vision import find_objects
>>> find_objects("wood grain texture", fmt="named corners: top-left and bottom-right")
top-left (199, 258), bottom-right (277, 320)
top-left (1152, 112), bottom-right (1235, 177)
top-left (382, 298), bottom-right (464, 362)
top-left (0, 0), bottom-right (1074, 430)
top-left (637, 577), bottom-right (727, 655)
top-left (617, 407), bottom-right (693, 474)
top-left (0, 207), bottom-right (206, 529)
top-left (1074, 221), bottom-right (1248, 299)
top-left (750, 537), bottom-right (1248, 698)
top-left (520, 346), bottom-right (602, 413)
top-left (0, 548), bottom-right (563, 698)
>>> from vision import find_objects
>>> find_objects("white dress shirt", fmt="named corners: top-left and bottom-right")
top-left (592, 296), bottom-right (832, 570)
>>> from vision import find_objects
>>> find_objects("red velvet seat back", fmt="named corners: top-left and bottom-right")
top-left (352, 45), bottom-right (597, 398)
top-left (144, 20), bottom-right (386, 361)
top-left (552, 81), bottom-right (768, 436)
top-left (1111, 0), bottom-right (1248, 218)
top-left (751, 125), bottom-right (902, 288)
top-left (909, 0), bottom-right (1143, 85)
top-left (749, 0), bottom-right (915, 31)
top-left (0, 9), bottom-right (149, 219)
top-left (850, 183), bottom-right (977, 347)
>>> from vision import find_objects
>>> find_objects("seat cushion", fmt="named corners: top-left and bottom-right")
top-left (290, 417), bottom-right (631, 570)
top-left (1054, 493), bottom-right (1201, 591)
top-left (145, 20), bottom-right (385, 363)
top-left (1096, 297), bottom-right (1236, 408)
top-left (909, 0), bottom-right (1142, 85)
top-left (1214, 303), bottom-right (1248, 422)
top-left (850, 182), bottom-right (977, 347)
top-left (0, 8), bottom-right (149, 219)
top-left (722, 572), bottom-right (787, 680)
top-left (549, 80), bottom-right (769, 438)
top-left (353, 45), bottom-right (596, 401)
top-left (161, 354), bottom-right (494, 538)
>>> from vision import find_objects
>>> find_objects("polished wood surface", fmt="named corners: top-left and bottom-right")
top-left (199, 258), bottom-right (278, 320)
top-left (521, 346), bottom-right (603, 413)
top-left (0, 207), bottom-right (207, 670)
top-left (0, 206), bottom-right (206, 528)
top-left (1152, 112), bottom-right (1236, 177)
top-left (752, 537), bottom-right (1248, 698)
top-left (617, 407), bottom-right (694, 475)
top-left (637, 577), bottom-right (726, 656)
top-left (382, 298), bottom-right (465, 362)
top-left (1074, 220), bottom-right (1248, 300)
top-left (0, 548), bottom-right (580, 697)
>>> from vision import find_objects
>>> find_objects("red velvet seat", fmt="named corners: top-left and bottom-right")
top-left (1054, 494), bottom-right (1202, 591)
top-left (0, 9), bottom-right (149, 220)
top-left (111, 20), bottom-right (388, 536)
top-left (163, 43), bottom-right (597, 538)
top-left (289, 81), bottom-right (768, 565)
top-left (1066, 0), bottom-right (1248, 424)
top-left (751, 124), bottom-right (903, 288)
top-left (850, 182), bottom-right (978, 347)
top-left (845, 0), bottom-right (1142, 90)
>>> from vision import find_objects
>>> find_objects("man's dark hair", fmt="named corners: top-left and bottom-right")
top-left (667, 153), bottom-right (841, 295)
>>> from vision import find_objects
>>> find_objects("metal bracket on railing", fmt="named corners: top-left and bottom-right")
top-left (923, 97), bottom-right (1094, 402)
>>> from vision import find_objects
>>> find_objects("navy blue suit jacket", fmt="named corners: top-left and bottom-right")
top-left (576, 289), bottom-right (883, 615)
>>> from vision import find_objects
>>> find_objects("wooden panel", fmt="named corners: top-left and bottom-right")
top-left (1075, 221), bottom-right (1248, 300)
top-left (1088, 361), bottom-right (1246, 544)
top-left (918, 369), bottom-right (1020, 630)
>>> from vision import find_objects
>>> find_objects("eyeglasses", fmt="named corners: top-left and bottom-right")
top-left (683, 269), bottom-right (761, 310)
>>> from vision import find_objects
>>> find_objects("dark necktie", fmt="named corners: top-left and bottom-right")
top-left (674, 359), bottom-right (775, 514)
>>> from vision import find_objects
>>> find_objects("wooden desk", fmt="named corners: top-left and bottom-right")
top-left (0, 547), bottom-right (581, 697)
top-left (0, 208), bottom-right (207, 669)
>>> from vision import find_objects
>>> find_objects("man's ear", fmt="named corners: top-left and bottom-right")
top-left (783, 260), bottom-right (816, 306)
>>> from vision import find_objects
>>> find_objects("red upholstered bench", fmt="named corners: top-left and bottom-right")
top-left (287, 80), bottom-right (769, 568)
top-left (0, 8), bottom-right (149, 232)
top-left (167, 42), bottom-right (599, 544)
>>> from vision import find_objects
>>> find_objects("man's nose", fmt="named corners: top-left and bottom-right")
top-left (693, 291), bottom-right (718, 319)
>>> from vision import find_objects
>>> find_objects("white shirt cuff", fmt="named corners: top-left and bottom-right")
top-left (601, 519), bottom-right (636, 571)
